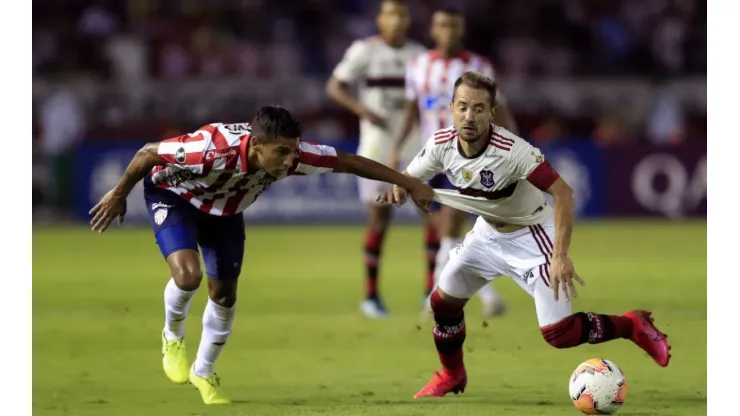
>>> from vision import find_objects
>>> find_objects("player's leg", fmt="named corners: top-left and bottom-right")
top-left (188, 213), bottom-right (246, 404)
top-left (415, 220), bottom-right (504, 398)
top-left (519, 224), bottom-right (670, 367)
top-left (423, 215), bottom-right (440, 298)
top-left (358, 177), bottom-right (393, 318)
top-left (145, 188), bottom-right (202, 385)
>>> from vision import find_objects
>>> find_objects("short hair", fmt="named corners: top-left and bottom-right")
top-left (250, 106), bottom-right (302, 141)
top-left (452, 72), bottom-right (497, 107)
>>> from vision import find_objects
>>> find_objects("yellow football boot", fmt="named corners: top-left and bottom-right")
top-left (161, 333), bottom-right (189, 384)
top-left (189, 364), bottom-right (231, 404)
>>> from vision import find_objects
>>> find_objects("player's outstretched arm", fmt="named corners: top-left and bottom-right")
top-left (334, 150), bottom-right (434, 213)
top-left (89, 142), bottom-right (166, 233)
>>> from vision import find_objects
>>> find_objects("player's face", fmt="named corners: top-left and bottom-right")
top-left (254, 137), bottom-right (299, 177)
top-left (431, 12), bottom-right (464, 49)
top-left (376, 2), bottom-right (410, 40)
top-left (450, 84), bottom-right (496, 142)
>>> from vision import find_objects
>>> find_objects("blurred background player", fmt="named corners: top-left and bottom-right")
top-left (393, 8), bottom-right (519, 317)
top-left (326, 0), bottom-right (429, 318)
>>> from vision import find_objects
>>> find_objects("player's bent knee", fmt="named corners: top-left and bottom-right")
top-left (431, 288), bottom-right (467, 315)
top-left (540, 314), bottom-right (583, 349)
top-left (207, 279), bottom-right (238, 308)
top-left (167, 250), bottom-right (203, 291)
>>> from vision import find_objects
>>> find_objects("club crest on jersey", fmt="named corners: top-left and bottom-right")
top-left (154, 208), bottom-right (168, 225)
top-left (479, 170), bottom-right (495, 188)
top-left (462, 168), bottom-right (473, 182)
top-left (174, 147), bottom-right (186, 164)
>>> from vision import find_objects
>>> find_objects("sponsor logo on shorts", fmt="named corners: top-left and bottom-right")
top-left (154, 208), bottom-right (168, 225)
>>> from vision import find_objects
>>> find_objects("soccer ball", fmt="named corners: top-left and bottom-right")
top-left (569, 358), bottom-right (628, 414)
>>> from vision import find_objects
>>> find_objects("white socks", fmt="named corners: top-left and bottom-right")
top-left (194, 299), bottom-right (236, 377)
top-left (435, 238), bottom-right (501, 302)
top-left (163, 278), bottom-right (197, 340)
top-left (163, 278), bottom-right (236, 377)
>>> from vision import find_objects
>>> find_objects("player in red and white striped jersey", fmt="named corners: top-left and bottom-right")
top-left (89, 106), bottom-right (434, 405)
top-left (391, 8), bottom-right (519, 317)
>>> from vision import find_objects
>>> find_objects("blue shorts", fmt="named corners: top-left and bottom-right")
top-left (428, 173), bottom-right (454, 212)
top-left (144, 186), bottom-right (245, 280)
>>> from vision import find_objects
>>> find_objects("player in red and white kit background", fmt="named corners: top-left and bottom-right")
top-left (326, 0), bottom-right (433, 318)
top-left (392, 8), bottom-right (520, 317)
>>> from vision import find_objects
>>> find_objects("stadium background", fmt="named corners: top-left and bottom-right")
top-left (32, 1), bottom-right (707, 415)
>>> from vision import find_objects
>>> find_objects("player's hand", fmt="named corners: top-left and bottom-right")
top-left (89, 189), bottom-right (127, 233)
top-left (376, 184), bottom-right (408, 207)
top-left (408, 183), bottom-right (434, 215)
top-left (360, 108), bottom-right (388, 129)
top-left (549, 254), bottom-right (584, 302)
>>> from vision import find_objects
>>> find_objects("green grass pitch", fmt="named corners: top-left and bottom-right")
top-left (33, 220), bottom-right (706, 416)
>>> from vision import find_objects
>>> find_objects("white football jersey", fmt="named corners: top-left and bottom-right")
top-left (405, 125), bottom-right (560, 225)
top-left (332, 36), bottom-right (426, 160)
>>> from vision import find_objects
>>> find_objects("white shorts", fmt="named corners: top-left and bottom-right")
top-left (437, 216), bottom-right (571, 327)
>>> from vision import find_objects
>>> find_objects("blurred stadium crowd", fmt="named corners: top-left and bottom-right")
top-left (32, 0), bottom-right (706, 215)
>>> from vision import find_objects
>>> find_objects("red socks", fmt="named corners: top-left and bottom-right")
top-left (541, 312), bottom-right (633, 348)
top-left (430, 291), bottom-right (466, 374)
top-left (425, 224), bottom-right (440, 294)
top-left (363, 228), bottom-right (385, 299)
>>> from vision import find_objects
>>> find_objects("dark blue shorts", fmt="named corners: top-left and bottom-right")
top-left (428, 173), bottom-right (454, 212)
top-left (144, 186), bottom-right (245, 280)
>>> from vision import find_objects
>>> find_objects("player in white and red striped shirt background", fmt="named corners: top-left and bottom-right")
top-left (88, 106), bottom-right (435, 405)
top-left (391, 8), bottom-right (520, 318)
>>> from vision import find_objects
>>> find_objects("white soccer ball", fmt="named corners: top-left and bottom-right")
top-left (569, 358), bottom-right (628, 414)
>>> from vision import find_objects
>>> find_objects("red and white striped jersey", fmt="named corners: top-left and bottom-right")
top-left (405, 124), bottom-right (560, 226)
top-left (150, 123), bottom-right (338, 216)
top-left (405, 50), bottom-right (498, 147)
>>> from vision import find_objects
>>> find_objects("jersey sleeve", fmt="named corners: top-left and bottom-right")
top-left (332, 40), bottom-right (370, 84)
top-left (289, 142), bottom-right (339, 176)
top-left (507, 136), bottom-right (560, 191)
top-left (156, 130), bottom-right (210, 174)
top-left (405, 137), bottom-right (444, 182)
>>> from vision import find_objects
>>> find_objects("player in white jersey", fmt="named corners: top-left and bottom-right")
top-left (326, 0), bottom-right (430, 318)
top-left (88, 106), bottom-right (435, 404)
top-left (392, 8), bottom-right (519, 316)
top-left (378, 72), bottom-right (671, 398)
